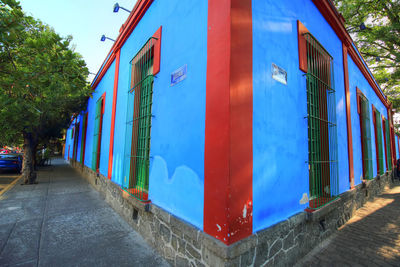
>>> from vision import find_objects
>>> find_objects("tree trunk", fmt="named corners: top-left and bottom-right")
top-left (33, 143), bottom-right (38, 170)
top-left (22, 132), bottom-right (37, 184)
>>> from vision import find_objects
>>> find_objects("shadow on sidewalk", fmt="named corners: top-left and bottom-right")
top-left (299, 181), bottom-right (400, 266)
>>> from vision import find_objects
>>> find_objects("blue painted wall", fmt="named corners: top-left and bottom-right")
top-left (64, 126), bottom-right (72, 160)
top-left (347, 55), bottom-right (388, 183)
top-left (82, 60), bottom-right (116, 174)
top-left (396, 135), bottom-right (399, 159)
top-left (64, 0), bottom-right (391, 236)
top-left (110, 0), bottom-right (208, 229)
top-left (251, 0), bottom-right (384, 232)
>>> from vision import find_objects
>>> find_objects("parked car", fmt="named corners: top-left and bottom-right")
top-left (0, 154), bottom-right (22, 173)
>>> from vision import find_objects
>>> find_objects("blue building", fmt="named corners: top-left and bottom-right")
top-left (65, 0), bottom-right (399, 265)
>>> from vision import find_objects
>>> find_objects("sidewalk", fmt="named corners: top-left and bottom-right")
top-left (0, 158), bottom-right (169, 267)
top-left (297, 181), bottom-right (400, 266)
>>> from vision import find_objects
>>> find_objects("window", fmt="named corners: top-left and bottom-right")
top-left (80, 112), bottom-right (88, 164)
top-left (303, 31), bottom-right (339, 209)
top-left (122, 28), bottom-right (161, 202)
top-left (372, 107), bottom-right (384, 175)
top-left (357, 89), bottom-right (373, 180)
top-left (382, 116), bottom-right (392, 171)
top-left (72, 122), bottom-right (80, 161)
top-left (92, 94), bottom-right (105, 172)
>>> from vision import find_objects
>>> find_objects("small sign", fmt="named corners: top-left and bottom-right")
top-left (171, 64), bottom-right (187, 86)
top-left (272, 63), bottom-right (287, 85)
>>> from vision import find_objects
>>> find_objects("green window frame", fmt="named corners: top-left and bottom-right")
top-left (92, 95), bottom-right (104, 172)
top-left (383, 117), bottom-right (392, 171)
top-left (80, 113), bottom-right (88, 164)
top-left (304, 32), bottom-right (339, 210)
top-left (122, 37), bottom-right (157, 201)
top-left (373, 108), bottom-right (384, 175)
top-left (72, 122), bottom-right (80, 161)
top-left (357, 90), bottom-right (373, 180)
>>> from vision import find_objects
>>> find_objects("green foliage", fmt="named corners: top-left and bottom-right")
top-left (333, 0), bottom-right (400, 111)
top-left (0, 0), bottom-right (91, 146)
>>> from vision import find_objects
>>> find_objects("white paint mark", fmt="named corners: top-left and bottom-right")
top-left (299, 193), bottom-right (309, 205)
top-left (216, 224), bottom-right (221, 232)
top-left (7, 206), bottom-right (21, 211)
top-left (243, 204), bottom-right (247, 218)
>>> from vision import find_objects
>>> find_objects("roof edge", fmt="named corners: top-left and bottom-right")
top-left (91, 0), bottom-right (154, 90)
top-left (312, 0), bottom-right (390, 108)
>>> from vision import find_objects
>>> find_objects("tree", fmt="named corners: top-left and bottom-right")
top-left (333, 0), bottom-right (400, 111)
top-left (0, 0), bottom-right (91, 183)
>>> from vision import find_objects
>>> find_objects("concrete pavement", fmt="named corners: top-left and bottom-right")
top-left (297, 181), bottom-right (400, 266)
top-left (0, 158), bottom-right (169, 267)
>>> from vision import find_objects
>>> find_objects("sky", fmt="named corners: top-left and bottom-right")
top-left (19, 0), bottom-right (138, 82)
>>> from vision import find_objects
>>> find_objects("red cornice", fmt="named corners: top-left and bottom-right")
top-left (91, 0), bottom-right (154, 90)
top-left (312, 0), bottom-right (389, 108)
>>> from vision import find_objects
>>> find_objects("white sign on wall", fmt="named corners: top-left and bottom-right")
top-left (272, 63), bottom-right (287, 85)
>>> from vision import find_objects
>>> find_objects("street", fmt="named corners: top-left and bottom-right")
top-left (0, 170), bottom-right (21, 199)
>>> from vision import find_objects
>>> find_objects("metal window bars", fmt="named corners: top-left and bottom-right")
top-left (385, 118), bottom-right (392, 170)
top-left (122, 37), bottom-right (157, 202)
top-left (358, 94), bottom-right (373, 180)
top-left (375, 110), bottom-right (385, 175)
top-left (92, 97), bottom-right (103, 171)
top-left (80, 113), bottom-right (88, 164)
top-left (304, 33), bottom-right (339, 210)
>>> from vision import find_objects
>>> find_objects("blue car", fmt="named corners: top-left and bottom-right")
top-left (0, 154), bottom-right (22, 173)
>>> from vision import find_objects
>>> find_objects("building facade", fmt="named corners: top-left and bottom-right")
top-left (65, 0), bottom-right (400, 265)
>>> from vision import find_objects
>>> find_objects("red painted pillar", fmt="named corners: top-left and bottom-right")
top-left (108, 50), bottom-right (121, 179)
top-left (342, 44), bottom-right (355, 188)
top-left (204, 0), bottom-right (253, 245)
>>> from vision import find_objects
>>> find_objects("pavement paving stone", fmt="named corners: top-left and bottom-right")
top-left (297, 182), bottom-right (400, 266)
top-left (0, 158), bottom-right (169, 267)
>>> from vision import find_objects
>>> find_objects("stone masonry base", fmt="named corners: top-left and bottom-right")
top-left (70, 161), bottom-right (394, 266)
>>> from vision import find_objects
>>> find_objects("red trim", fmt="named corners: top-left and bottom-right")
top-left (108, 51), bottom-right (121, 179)
top-left (312, 0), bottom-right (390, 109)
top-left (204, 0), bottom-right (253, 245)
top-left (297, 21), bottom-right (309, 73)
top-left (229, 0), bottom-right (253, 244)
top-left (152, 27), bottom-right (162, 75)
top-left (68, 145), bottom-right (70, 160)
top-left (342, 45), bottom-right (354, 187)
top-left (204, 0), bottom-right (231, 245)
top-left (91, 0), bottom-right (154, 90)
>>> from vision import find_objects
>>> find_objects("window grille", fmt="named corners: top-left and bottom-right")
top-left (80, 113), bottom-right (88, 164)
top-left (72, 122), bottom-right (80, 161)
top-left (92, 96), bottom-right (104, 171)
top-left (374, 110), bottom-right (384, 175)
top-left (304, 33), bottom-right (339, 210)
top-left (384, 118), bottom-right (392, 170)
top-left (122, 37), bottom-right (157, 202)
top-left (358, 93), bottom-right (373, 180)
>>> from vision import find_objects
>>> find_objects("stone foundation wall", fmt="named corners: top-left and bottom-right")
top-left (70, 161), bottom-right (394, 266)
